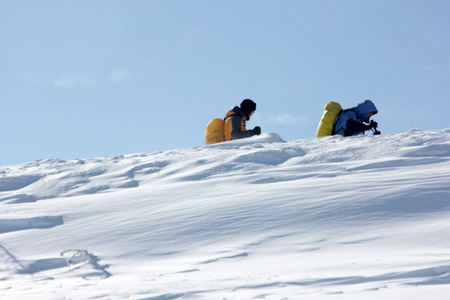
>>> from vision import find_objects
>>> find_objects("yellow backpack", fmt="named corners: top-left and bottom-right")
top-left (316, 101), bottom-right (343, 137)
top-left (205, 118), bottom-right (225, 145)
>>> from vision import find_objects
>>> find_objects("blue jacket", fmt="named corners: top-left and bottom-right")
top-left (334, 100), bottom-right (378, 136)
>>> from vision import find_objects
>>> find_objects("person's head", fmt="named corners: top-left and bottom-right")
top-left (240, 99), bottom-right (256, 120)
top-left (355, 100), bottom-right (378, 123)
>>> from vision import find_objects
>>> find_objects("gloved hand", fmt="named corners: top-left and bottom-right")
top-left (369, 120), bottom-right (378, 129)
top-left (252, 126), bottom-right (261, 135)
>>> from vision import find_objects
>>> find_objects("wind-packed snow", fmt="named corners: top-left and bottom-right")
top-left (1, 129), bottom-right (450, 299)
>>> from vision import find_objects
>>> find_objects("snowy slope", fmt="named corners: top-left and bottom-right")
top-left (1, 129), bottom-right (450, 299)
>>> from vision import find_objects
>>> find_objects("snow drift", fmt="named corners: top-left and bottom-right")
top-left (1, 129), bottom-right (450, 299)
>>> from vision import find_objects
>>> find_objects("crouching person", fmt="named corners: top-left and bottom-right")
top-left (224, 99), bottom-right (261, 141)
top-left (333, 100), bottom-right (380, 136)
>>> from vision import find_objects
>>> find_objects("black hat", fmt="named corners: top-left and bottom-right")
top-left (240, 99), bottom-right (256, 116)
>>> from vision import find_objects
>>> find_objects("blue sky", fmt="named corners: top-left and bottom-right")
top-left (1, 0), bottom-right (449, 166)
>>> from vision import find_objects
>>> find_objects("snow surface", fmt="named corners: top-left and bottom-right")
top-left (1, 129), bottom-right (450, 299)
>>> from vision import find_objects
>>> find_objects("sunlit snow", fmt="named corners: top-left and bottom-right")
top-left (1, 129), bottom-right (450, 299)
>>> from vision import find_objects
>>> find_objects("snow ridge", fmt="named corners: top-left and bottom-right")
top-left (1, 129), bottom-right (450, 299)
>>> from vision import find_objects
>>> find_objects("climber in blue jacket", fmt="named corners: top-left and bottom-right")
top-left (333, 100), bottom-right (379, 136)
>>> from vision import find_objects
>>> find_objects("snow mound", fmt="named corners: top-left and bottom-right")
top-left (1, 129), bottom-right (450, 299)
